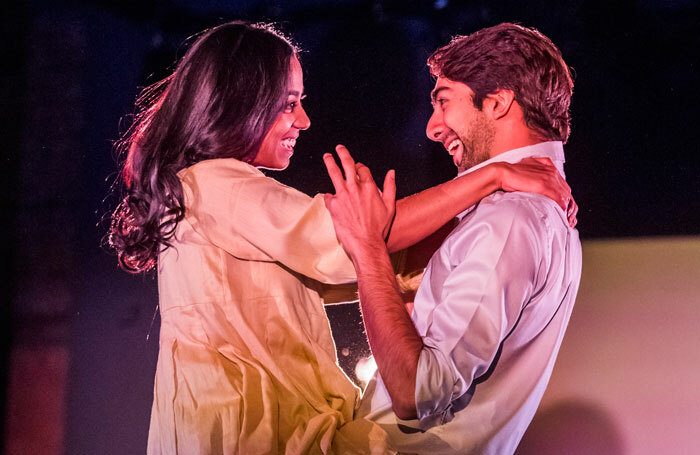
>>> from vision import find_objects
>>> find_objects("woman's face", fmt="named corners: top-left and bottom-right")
top-left (253, 56), bottom-right (310, 170)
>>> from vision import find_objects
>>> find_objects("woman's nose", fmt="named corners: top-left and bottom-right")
top-left (295, 105), bottom-right (310, 130)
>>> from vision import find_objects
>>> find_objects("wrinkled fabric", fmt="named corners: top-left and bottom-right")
top-left (359, 142), bottom-right (582, 455)
top-left (148, 158), bottom-right (390, 455)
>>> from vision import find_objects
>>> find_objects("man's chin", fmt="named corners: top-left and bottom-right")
top-left (454, 148), bottom-right (476, 173)
top-left (452, 150), bottom-right (462, 168)
top-left (457, 149), bottom-right (491, 173)
top-left (457, 156), bottom-right (477, 173)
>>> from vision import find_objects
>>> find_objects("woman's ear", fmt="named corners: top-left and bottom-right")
top-left (484, 89), bottom-right (515, 120)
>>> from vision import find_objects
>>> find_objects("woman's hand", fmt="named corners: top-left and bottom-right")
top-left (323, 145), bottom-right (396, 260)
top-left (496, 158), bottom-right (578, 228)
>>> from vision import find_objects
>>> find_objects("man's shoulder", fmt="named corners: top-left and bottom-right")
top-left (440, 191), bottom-right (574, 267)
top-left (481, 190), bottom-right (558, 208)
top-left (450, 191), bottom-right (568, 247)
top-left (471, 191), bottom-right (567, 228)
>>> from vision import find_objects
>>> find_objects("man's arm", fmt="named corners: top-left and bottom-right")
top-left (322, 146), bottom-right (561, 420)
top-left (328, 195), bottom-right (545, 422)
top-left (322, 149), bottom-right (423, 419)
top-left (350, 238), bottom-right (422, 419)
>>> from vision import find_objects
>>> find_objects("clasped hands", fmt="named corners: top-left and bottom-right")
top-left (323, 145), bottom-right (396, 260)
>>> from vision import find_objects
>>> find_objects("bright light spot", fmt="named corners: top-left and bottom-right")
top-left (355, 356), bottom-right (378, 387)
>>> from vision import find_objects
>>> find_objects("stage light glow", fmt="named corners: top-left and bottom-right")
top-left (354, 356), bottom-right (377, 387)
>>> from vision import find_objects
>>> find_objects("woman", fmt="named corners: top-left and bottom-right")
top-left (109, 22), bottom-right (574, 454)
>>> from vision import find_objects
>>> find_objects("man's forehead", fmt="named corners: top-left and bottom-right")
top-left (430, 77), bottom-right (473, 100)
top-left (433, 76), bottom-right (453, 88)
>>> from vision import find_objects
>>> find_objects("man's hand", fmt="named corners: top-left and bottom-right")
top-left (323, 145), bottom-right (396, 259)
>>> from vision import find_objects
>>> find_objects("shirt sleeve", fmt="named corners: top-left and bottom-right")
top-left (180, 160), bottom-right (356, 284)
top-left (414, 195), bottom-right (548, 423)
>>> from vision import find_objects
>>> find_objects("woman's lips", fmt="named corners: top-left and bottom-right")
top-left (281, 137), bottom-right (296, 152)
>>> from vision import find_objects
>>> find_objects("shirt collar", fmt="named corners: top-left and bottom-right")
top-left (455, 141), bottom-right (566, 220)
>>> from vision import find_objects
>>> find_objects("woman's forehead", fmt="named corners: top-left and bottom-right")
top-left (288, 55), bottom-right (304, 93)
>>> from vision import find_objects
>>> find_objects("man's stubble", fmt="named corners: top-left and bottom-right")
top-left (457, 112), bottom-right (496, 173)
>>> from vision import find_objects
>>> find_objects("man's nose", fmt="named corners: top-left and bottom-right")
top-left (295, 105), bottom-right (311, 130)
top-left (426, 109), bottom-right (443, 142)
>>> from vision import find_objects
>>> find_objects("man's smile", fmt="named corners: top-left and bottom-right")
top-left (443, 136), bottom-right (464, 167)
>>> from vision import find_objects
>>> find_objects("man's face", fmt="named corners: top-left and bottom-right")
top-left (426, 77), bottom-right (495, 173)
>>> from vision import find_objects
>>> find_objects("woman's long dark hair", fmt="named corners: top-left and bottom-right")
top-left (108, 22), bottom-right (297, 273)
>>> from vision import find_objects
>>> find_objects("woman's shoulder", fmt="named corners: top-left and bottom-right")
top-left (178, 158), bottom-right (277, 196)
top-left (177, 158), bottom-right (269, 205)
top-left (178, 157), bottom-right (304, 204)
top-left (179, 158), bottom-right (264, 181)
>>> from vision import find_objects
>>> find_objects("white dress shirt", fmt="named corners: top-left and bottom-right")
top-left (358, 141), bottom-right (582, 454)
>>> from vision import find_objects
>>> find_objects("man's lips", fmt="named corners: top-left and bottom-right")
top-left (446, 138), bottom-right (461, 156)
top-left (441, 136), bottom-right (464, 167)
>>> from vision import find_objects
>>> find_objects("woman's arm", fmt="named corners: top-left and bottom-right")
top-left (388, 164), bottom-right (498, 252)
top-left (387, 157), bottom-right (575, 252)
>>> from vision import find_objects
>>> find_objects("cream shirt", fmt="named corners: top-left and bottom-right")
top-left (359, 142), bottom-right (582, 454)
top-left (148, 158), bottom-right (389, 455)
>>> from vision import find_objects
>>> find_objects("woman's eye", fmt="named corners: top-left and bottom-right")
top-left (284, 101), bottom-right (297, 113)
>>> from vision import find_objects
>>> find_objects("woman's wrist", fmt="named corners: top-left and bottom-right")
top-left (478, 162), bottom-right (505, 194)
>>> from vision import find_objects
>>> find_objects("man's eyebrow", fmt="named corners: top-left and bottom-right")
top-left (430, 86), bottom-right (449, 102)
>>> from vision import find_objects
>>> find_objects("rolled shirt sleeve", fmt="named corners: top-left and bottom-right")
top-left (414, 194), bottom-right (549, 424)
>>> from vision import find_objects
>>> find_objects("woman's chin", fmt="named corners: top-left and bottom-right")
top-left (256, 159), bottom-right (290, 171)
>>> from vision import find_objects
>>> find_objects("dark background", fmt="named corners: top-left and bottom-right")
top-left (3, 0), bottom-right (698, 453)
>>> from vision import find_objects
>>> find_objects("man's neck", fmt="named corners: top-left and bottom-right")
top-left (456, 140), bottom-right (566, 189)
top-left (488, 128), bottom-right (545, 159)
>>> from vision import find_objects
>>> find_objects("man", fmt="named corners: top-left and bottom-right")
top-left (323, 23), bottom-right (582, 454)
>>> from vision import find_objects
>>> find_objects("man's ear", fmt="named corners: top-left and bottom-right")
top-left (484, 89), bottom-right (515, 120)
